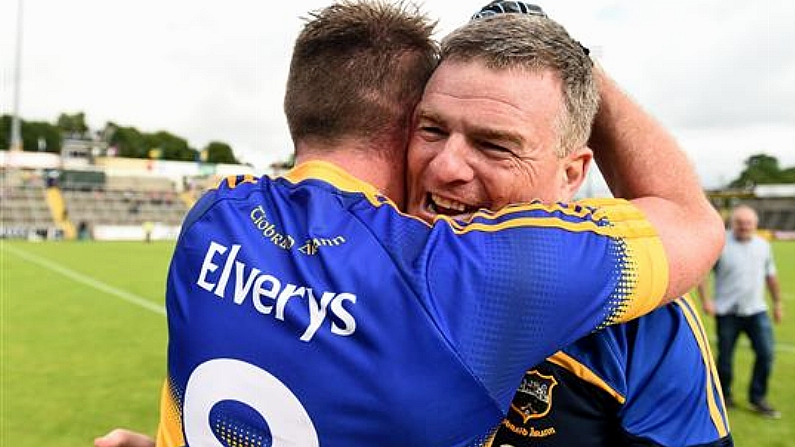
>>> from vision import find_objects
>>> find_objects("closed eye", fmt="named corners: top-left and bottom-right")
top-left (477, 140), bottom-right (517, 158)
top-left (418, 125), bottom-right (447, 141)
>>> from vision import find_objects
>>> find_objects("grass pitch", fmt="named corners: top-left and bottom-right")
top-left (2, 241), bottom-right (171, 447)
top-left (1, 240), bottom-right (793, 446)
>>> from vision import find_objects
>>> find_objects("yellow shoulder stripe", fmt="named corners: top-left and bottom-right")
top-left (675, 297), bottom-right (730, 437)
top-left (547, 351), bottom-right (627, 404)
top-left (436, 198), bottom-right (647, 233)
top-left (443, 215), bottom-right (658, 238)
top-left (679, 296), bottom-right (728, 412)
top-left (207, 174), bottom-right (259, 191)
top-left (441, 200), bottom-right (595, 225)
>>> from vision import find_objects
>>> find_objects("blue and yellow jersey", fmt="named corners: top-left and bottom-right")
top-left (156, 161), bottom-right (668, 447)
top-left (489, 296), bottom-right (733, 447)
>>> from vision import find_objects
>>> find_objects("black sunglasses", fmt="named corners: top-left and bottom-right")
top-left (471, 1), bottom-right (547, 21)
top-left (470, 1), bottom-right (590, 56)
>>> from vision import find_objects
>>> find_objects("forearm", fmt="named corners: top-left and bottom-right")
top-left (767, 275), bottom-right (782, 305)
top-left (588, 66), bottom-right (725, 301)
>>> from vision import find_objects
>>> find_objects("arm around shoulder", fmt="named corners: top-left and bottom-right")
top-left (588, 66), bottom-right (725, 303)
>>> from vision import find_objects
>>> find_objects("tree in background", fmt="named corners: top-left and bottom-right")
top-left (145, 131), bottom-right (194, 162)
top-left (1, 115), bottom-right (63, 152)
top-left (1, 115), bottom-right (11, 149)
top-left (56, 112), bottom-right (89, 139)
top-left (730, 154), bottom-right (795, 188)
top-left (106, 122), bottom-right (148, 159)
top-left (108, 126), bottom-right (197, 161)
top-left (203, 141), bottom-right (238, 164)
top-left (3, 113), bottom-right (244, 165)
top-left (22, 121), bottom-right (62, 153)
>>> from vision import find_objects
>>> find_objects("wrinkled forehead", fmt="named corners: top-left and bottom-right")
top-left (419, 58), bottom-right (560, 111)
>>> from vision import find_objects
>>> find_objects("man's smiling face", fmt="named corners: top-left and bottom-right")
top-left (405, 59), bottom-right (589, 222)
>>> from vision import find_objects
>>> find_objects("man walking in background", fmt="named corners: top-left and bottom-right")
top-left (699, 204), bottom-right (783, 418)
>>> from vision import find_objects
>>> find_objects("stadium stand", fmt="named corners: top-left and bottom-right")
top-left (2, 144), bottom-right (256, 240)
top-left (61, 181), bottom-right (189, 227)
top-left (0, 169), bottom-right (60, 239)
top-left (2, 170), bottom-right (192, 240)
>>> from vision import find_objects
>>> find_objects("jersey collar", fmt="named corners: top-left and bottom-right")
top-left (282, 160), bottom-right (382, 197)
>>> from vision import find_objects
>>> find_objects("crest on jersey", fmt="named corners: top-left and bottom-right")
top-left (509, 370), bottom-right (558, 423)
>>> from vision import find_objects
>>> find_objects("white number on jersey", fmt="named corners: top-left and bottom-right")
top-left (183, 358), bottom-right (319, 446)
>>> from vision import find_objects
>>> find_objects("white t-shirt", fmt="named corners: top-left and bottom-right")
top-left (713, 232), bottom-right (777, 316)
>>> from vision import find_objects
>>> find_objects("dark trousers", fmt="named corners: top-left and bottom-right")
top-left (716, 311), bottom-right (775, 404)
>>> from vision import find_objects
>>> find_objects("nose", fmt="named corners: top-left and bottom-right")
top-left (426, 134), bottom-right (475, 185)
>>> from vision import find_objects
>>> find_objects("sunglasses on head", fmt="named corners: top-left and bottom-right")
top-left (471, 1), bottom-right (547, 21)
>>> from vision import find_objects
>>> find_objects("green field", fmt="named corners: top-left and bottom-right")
top-left (1, 240), bottom-right (793, 446)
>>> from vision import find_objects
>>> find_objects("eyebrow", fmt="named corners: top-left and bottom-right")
top-left (416, 109), bottom-right (526, 147)
top-left (415, 109), bottom-right (444, 126)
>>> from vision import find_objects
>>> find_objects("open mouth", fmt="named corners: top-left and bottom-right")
top-left (426, 193), bottom-right (479, 218)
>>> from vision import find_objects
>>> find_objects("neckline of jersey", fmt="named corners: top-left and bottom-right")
top-left (282, 160), bottom-right (382, 197)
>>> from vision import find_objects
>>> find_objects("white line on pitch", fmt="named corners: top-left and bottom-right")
top-left (709, 337), bottom-right (795, 354)
top-left (4, 244), bottom-right (794, 352)
top-left (778, 343), bottom-right (795, 354)
top-left (4, 244), bottom-right (165, 316)
top-left (728, 339), bottom-right (795, 354)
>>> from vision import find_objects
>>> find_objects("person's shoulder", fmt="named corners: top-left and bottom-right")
top-left (210, 174), bottom-right (268, 197)
top-left (179, 175), bottom-right (270, 232)
top-left (572, 197), bottom-right (653, 230)
top-left (748, 233), bottom-right (773, 251)
top-left (752, 233), bottom-right (771, 243)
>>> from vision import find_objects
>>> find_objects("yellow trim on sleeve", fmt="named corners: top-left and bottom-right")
top-left (155, 379), bottom-right (185, 447)
top-left (674, 297), bottom-right (730, 438)
top-left (433, 199), bottom-right (659, 239)
top-left (439, 200), bottom-right (595, 227)
top-left (577, 199), bottom-right (668, 324)
top-left (444, 215), bottom-right (658, 238)
top-left (616, 230), bottom-right (669, 323)
top-left (547, 351), bottom-right (626, 404)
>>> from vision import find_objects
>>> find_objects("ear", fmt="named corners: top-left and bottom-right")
top-left (560, 146), bottom-right (593, 201)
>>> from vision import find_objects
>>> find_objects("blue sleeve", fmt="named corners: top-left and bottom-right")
top-left (422, 201), bottom-right (667, 408)
top-left (557, 298), bottom-right (731, 446)
top-left (620, 298), bottom-right (730, 446)
top-left (354, 193), bottom-right (667, 411)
